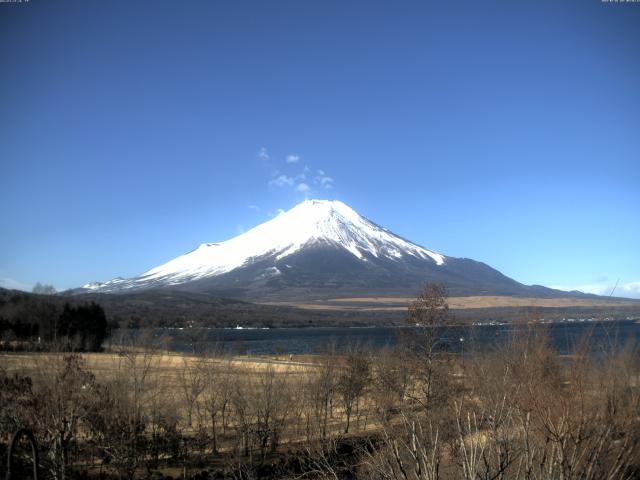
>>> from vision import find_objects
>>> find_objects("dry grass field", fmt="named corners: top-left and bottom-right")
top-left (263, 295), bottom-right (640, 311)
top-left (0, 350), bottom-right (318, 384)
top-left (2, 333), bottom-right (639, 480)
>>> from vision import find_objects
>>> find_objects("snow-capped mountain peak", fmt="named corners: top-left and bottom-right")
top-left (82, 199), bottom-right (445, 292)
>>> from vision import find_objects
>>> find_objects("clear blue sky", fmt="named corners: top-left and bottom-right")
top-left (1, 0), bottom-right (639, 297)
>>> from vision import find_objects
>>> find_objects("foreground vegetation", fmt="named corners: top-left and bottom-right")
top-left (2, 325), bottom-right (639, 479)
top-left (1, 284), bottom-right (639, 479)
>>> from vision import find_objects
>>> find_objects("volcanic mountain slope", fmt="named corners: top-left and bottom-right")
top-left (79, 199), bottom-right (580, 301)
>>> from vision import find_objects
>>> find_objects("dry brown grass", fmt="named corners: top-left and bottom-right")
top-left (0, 351), bottom-right (318, 385)
top-left (262, 295), bottom-right (639, 311)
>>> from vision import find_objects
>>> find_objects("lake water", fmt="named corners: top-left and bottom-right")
top-left (160, 319), bottom-right (640, 356)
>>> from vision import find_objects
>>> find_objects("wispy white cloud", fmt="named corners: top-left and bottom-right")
top-left (261, 148), bottom-right (336, 196)
top-left (247, 205), bottom-right (260, 212)
top-left (549, 280), bottom-right (640, 299)
top-left (0, 277), bottom-right (31, 292)
top-left (269, 174), bottom-right (295, 187)
top-left (258, 147), bottom-right (270, 161)
top-left (295, 183), bottom-right (310, 194)
top-left (315, 169), bottom-right (334, 189)
top-left (318, 177), bottom-right (334, 189)
top-left (619, 281), bottom-right (640, 298)
top-left (295, 182), bottom-right (311, 199)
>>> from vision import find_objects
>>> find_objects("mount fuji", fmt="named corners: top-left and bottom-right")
top-left (78, 199), bottom-right (567, 300)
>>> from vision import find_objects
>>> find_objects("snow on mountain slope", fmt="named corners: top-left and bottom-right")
top-left (83, 200), bottom-right (445, 292)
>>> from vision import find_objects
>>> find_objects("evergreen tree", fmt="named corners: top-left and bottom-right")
top-left (58, 302), bottom-right (108, 351)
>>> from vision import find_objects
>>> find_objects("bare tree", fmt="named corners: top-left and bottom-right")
top-left (253, 365), bottom-right (293, 459)
top-left (405, 283), bottom-right (451, 410)
top-left (406, 283), bottom-right (449, 352)
top-left (0, 368), bottom-right (36, 476)
top-left (311, 351), bottom-right (338, 439)
top-left (199, 355), bottom-right (232, 453)
top-left (453, 327), bottom-right (640, 480)
top-left (32, 282), bottom-right (57, 295)
top-left (361, 413), bottom-right (442, 480)
top-left (86, 344), bottom-right (156, 479)
top-left (336, 348), bottom-right (371, 433)
top-left (372, 345), bottom-right (411, 421)
top-left (230, 372), bottom-right (253, 459)
top-left (146, 353), bottom-right (181, 470)
top-left (31, 354), bottom-right (96, 480)
top-left (179, 357), bottom-right (205, 428)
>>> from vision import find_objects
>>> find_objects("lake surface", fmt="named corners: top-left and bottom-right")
top-left (160, 319), bottom-right (640, 355)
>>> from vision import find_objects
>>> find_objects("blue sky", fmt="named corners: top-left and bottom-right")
top-left (1, 0), bottom-right (639, 297)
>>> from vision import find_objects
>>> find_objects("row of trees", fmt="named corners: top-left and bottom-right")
top-left (32, 282), bottom-right (57, 295)
top-left (0, 295), bottom-right (109, 351)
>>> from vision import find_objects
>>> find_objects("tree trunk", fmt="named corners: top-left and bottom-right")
top-left (211, 412), bottom-right (218, 454)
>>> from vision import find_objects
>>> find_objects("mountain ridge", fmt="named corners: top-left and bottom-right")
top-left (75, 199), bottom-right (598, 301)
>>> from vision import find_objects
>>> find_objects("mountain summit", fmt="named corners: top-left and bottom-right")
top-left (80, 199), bottom-right (564, 299)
